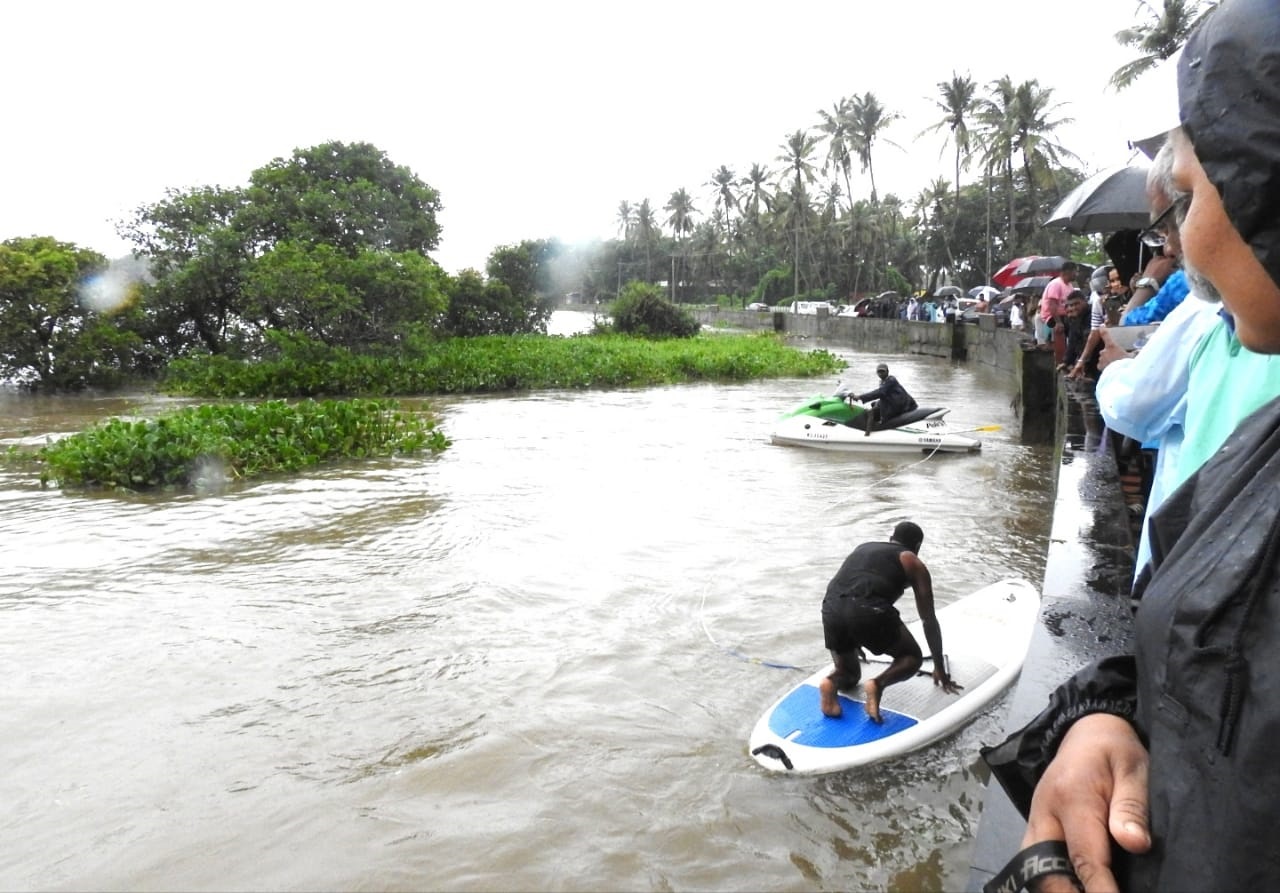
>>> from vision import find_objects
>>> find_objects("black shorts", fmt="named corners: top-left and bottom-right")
top-left (821, 599), bottom-right (901, 655)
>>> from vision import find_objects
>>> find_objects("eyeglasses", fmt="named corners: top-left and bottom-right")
top-left (1140, 196), bottom-right (1189, 248)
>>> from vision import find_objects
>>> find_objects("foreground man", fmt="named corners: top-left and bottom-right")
top-left (981, 2), bottom-right (1280, 891)
top-left (819, 521), bottom-right (961, 723)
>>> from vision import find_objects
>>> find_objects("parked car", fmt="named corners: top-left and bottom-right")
top-left (746, 302), bottom-right (769, 311)
top-left (791, 300), bottom-right (837, 315)
top-left (837, 297), bottom-right (873, 317)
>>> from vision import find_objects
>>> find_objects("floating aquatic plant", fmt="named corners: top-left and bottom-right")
top-left (37, 398), bottom-right (448, 492)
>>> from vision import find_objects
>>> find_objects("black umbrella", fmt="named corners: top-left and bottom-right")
top-left (1011, 275), bottom-right (1054, 294)
top-left (1043, 165), bottom-right (1151, 235)
top-left (1015, 256), bottom-right (1068, 276)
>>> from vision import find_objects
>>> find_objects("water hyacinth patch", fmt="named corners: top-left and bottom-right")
top-left (161, 333), bottom-right (846, 399)
top-left (37, 398), bottom-right (449, 492)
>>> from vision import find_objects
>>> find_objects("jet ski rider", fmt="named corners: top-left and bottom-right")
top-left (855, 363), bottom-right (918, 435)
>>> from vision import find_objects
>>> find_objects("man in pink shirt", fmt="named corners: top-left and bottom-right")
top-left (1036, 262), bottom-right (1079, 361)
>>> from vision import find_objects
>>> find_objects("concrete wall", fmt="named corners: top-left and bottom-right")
top-left (965, 384), bottom-right (1138, 891)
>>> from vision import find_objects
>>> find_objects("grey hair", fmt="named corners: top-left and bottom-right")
top-left (1147, 138), bottom-right (1178, 207)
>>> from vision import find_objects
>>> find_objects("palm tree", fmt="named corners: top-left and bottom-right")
top-left (843, 200), bottom-right (880, 297)
top-left (975, 76), bottom-right (1019, 247)
top-left (635, 199), bottom-right (658, 281)
top-left (740, 163), bottom-right (773, 223)
top-left (816, 98), bottom-right (855, 212)
top-left (915, 176), bottom-right (956, 281)
top-left (921, 73), bottom-right (978, 218)
top-left (775, 130), bottom-right (820, 297)
top-left (1011, 79), bottom-right (1078, 242)
top-left (1110, 0), bottom-right (1218, 89)
top-left (664, 188), bottom-right (697, 241)
top-left (847, 92), bottom-right (901, 206)
top-left (616, 200), bottom-right (635, 242)
top-left (664, 188), bottom-right (697, 301)
top-left (738, 162), bottom-right (773, 286)
top-left (707, 165), bottom-right (738, 244)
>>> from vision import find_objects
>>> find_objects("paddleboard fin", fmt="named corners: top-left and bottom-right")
top-left (751, 743), bottom-right (794, 770)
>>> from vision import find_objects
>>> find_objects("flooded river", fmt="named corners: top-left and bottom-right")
top-left (0, 328), bottom-right (1054, 891)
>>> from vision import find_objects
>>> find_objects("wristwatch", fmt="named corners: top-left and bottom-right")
top-left (1137, 277), bottom-right (1160, 290)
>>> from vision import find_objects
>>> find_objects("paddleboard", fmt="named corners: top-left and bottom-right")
top-left (748, 577), bottom-right (1039, 774)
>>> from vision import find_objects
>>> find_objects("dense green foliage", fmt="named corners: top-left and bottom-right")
top-left (606, 282), bottom-right (700, 337)
top-left (442, 241), bottom-right (556, 336)
top-left (161, 333), bottom-right (844, 398)
top-left (37, 398), bottom-right (448, 491)
top-left (0, 237), bottom-right (149, 389)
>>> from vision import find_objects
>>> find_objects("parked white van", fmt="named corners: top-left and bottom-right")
top-left (791, 301), bottom-right (835, 315)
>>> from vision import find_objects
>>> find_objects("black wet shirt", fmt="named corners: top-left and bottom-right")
top-left (823, 541), bottom-right (910, 607)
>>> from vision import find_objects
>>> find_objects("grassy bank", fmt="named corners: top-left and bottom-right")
top-left (163, 333), bottom-right (846, 398)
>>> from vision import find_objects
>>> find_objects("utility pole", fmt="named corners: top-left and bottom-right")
top-left (985, 165), bottom-right (993, 285)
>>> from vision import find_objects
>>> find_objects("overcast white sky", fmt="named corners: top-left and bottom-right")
top-left (3, 1), bottom-right (1169, 274)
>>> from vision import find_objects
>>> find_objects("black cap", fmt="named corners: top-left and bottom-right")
top-left (1179, 0), bottom-right (1280, 289)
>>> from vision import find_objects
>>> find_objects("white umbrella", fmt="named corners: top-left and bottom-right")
top-left (968, 286), bottom-right (1000, 301)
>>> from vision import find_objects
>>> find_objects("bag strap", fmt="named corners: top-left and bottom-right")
top-left (982, 840), bottom-right (1082, 893)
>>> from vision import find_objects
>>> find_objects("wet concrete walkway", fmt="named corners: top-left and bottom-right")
top-left (966, 378), bottom-right (1141, 890)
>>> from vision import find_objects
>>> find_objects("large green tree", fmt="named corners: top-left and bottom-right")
top-left (241, 141), bottom-right (443, 255)
top-left (122, 141), bottom-right (449, 358)
top-left (126, 185), bottom-right (257, 356)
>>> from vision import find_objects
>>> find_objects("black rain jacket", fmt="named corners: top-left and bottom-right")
top-left (983, 394), bottom-right (1280, 891)
top-left (857, 375), bottom-right (917, 421)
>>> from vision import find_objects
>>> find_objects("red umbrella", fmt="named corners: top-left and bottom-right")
top-left (993, 256), bottom-right (1040, 288)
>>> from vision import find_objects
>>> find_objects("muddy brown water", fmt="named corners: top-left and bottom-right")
top-left (0, 331), bottom-right (1053, 891)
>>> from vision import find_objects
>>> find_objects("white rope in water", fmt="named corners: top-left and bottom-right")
top-left (826, 439), bottom-right (948, 511)
top-left (697, 586), bottom-right (819, 672)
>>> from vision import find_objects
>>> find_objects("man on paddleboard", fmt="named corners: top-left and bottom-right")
top-left (819, 521), bottom-right (962, 723)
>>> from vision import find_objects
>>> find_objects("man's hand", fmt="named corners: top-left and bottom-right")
top-left (1142, 254), bottom-right (1176, 286)
top-left (1096, 328), bottom-right (1133, 371)
top-left (932, 667), bottom-right (963, 694)
top-left (1020, 713), bottom-right (1151, 893)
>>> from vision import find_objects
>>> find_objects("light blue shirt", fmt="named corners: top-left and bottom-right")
top-left (1096, 292), bottom-right (1221, 582)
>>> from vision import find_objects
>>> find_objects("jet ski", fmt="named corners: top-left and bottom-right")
top-left (769, 386), bottom-right (982, 454)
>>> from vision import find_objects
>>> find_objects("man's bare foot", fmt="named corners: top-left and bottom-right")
top-left (819, 677), bottom-right (843, 717)
top-left (863, 678), bottom-right (883, 724)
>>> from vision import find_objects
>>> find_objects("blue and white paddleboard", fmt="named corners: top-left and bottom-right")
top-left (749, 578), bottom-right (1039, 774)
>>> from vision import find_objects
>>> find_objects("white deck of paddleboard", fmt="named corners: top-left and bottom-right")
top-left (749, 578), bottom-right (1039, 774)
